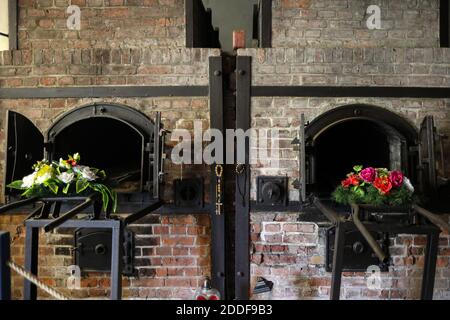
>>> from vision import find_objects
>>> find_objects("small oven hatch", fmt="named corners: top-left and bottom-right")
top-left (74, 228), bottom-right (135, 276)
top-left (326, 227), bottom-right (389, 272)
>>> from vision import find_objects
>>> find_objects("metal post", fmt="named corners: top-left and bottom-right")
top-left (235, 56), bottom-right (252, 300)
top-left (23, 226), bottom-right (39, 300)
top-left (0, 231), bottom-right (11, 300)
top-left (209, 56), bottom-right (227, 298)
top-left (421, 231), bottom-right (439, 300)
top-left (330, 223), bottom-right (346, 300)
top-left (110, 222), bottom-right (122, 300)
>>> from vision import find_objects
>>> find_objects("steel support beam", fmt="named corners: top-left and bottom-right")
top-left (0, 231), bottom-right (11, 300)
top-left (209, 56), bottom-right (227, 298)
top-left (0, 86), bottom-right (209, 99)
top-left (251, 86), bottom-right (450, 98)
top-left (234, 56), bottom-right (251, 300)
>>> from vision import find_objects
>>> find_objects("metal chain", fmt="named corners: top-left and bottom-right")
top-left (215, 164), bottom-right (223, 215)
top-left (7, 260), bottom-right (70, 300)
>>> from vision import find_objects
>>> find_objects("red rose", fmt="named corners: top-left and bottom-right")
top-left (373, 176), bottom-right (393, 195)
top-left (341, 178), bottom-right (351, 188)
top-left (389, 170), bottom-right (404, 188)
top-left (341, 174), bottom-right (360, 188)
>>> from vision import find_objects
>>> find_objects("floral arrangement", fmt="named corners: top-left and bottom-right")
top-left (332, 165), bottom-right (415, 207)
top-left (7, 153), bottom-right (117, 212)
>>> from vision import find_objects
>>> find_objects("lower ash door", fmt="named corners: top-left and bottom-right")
top-left (74, 228), bottom-right (135, 276)
top-left (326, 227), bottom-right (389, 272)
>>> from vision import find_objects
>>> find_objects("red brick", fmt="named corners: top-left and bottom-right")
top-left (263, 234), bottom-right (282, 243)
top-left (170, 226), bottom-right (187, 235)
top-left (165, 278), bottom-right (191, 287)
top-left (154, 247), bottom-right (171, 256)
top-left (161, 236), bottom-right (195, 246)
top-left (39, 77), bottom-right (56, 86)
top-left (264, 223), bottom-right (281, 232)
top-left (413, 235), bottom-right (427, 246)
top-left (153, 226), bottom-right (169, 234)
top-left (137, 279), bottom-right (165, 287)
top-left (80, 278), bottom-right (98, 288)
top-left (155, 268), bottom-right (168, 277)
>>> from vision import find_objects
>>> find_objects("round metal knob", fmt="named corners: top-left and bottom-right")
top-left (95, 244), bottom-right (106, 255)
top-left (214, 70), bottom-right (221, 76)
top-left (352, 241), bottom-right (365, 255)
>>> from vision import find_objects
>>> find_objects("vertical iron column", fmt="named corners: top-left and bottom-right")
top-left (421, 230), bottom-right (440, 300)
top-left (0, 231), bottom-right (11, 300)
top-left (330, 222), bottom-right (346, 300)
top-left (259, 0), bottom-right (272, 48)
top-left (235, 56), bottom-right (252, 300)
top-left (110, 221), bottom-right (123, 300)
top-left (23, 226), bottom-right (39, 300)
top-left (209, 56), bottom-right (227, 298)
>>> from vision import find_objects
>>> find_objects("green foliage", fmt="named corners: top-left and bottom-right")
top-left (6, 153), bottom-right (117, 213)
top-left (332, 184), bottom-right (414, 207)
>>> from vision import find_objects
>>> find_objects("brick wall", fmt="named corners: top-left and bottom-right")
top-left (0, 213), bottom-right (210, 299)
top-left (0, 48), bottom-right (215, 88)
top-left (272, 0), bottom-right (441, 48)
top-left (240, 47), bottom-right (450, 200)
top-left (250, 214), bottom-right (450, 300)
top-left (239, 47), bottom-right (450, 299)
top-left (0, 47), bottom-right (218, 299)
top-left (17, 0), bottom-right (186, 50)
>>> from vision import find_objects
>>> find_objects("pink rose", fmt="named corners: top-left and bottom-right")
top-left (389, 170), bottom-right (404, 188)
top-left (360, 167), bottom-right (376, 183)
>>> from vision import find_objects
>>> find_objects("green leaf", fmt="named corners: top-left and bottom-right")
top-left (7, 180), bottom-right (25, 190)
top-left (45, 182), bottom-right (59, 194)
top-left (76, 179), bottom-right (89, 193)
top-left (63, 183), bottom-right (71, 194)
top-left (353, 165), bottom-right (363, 173)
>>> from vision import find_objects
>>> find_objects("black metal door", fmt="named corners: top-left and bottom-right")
top-left (5, 111), bottom-right (44, 197)
top-left (419, 116), bottom-right (437, 196)
top-left (293, 114), bottom-right (316, 203)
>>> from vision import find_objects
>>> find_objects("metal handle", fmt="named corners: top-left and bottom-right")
top-left (413, 205), bottom-right (450, 234)
top-left (43, 195), bottom-right (97, 232)
top-left (0, 197), bottom-right (39, 215)
top-left (351, 204), bottom-right (388, 263)
top-left (313, 197), bottom-right (343, 224)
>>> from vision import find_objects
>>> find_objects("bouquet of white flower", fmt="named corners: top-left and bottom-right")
top-left (7, 153), bottom-right (117, 212)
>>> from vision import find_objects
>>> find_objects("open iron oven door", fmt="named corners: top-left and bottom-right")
top-left (419, 115), bottom-right (450, 212)
top-left (4, 111), bottom-right (44, 199)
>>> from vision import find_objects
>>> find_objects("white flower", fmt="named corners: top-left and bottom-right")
top-left (35, 172), bottom-right (52, 185)
top-left (403, 177), bottom-right (414, 193)
top-left (22, 172), bottom-right (37, 188)
top-left (80, 167), bottom-right (98, 181)
top-left (59, 158), bottom-right (71, 169)
top-left (73, 165), bottom-right (85, 174)
top-left (58, 172), bottom-right (75, 184)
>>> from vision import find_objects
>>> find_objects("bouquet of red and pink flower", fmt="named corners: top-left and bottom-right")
top-left (332, 165), bottom-right (415, 207)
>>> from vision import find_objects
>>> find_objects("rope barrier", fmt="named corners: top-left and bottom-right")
top-left (7, 260), bottom-right (70, 300)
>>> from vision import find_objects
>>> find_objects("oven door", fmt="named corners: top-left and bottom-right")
top-left (4, 111), bottom-right (44, 199)
top-left (419, 115), bottom-right (449, 211)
